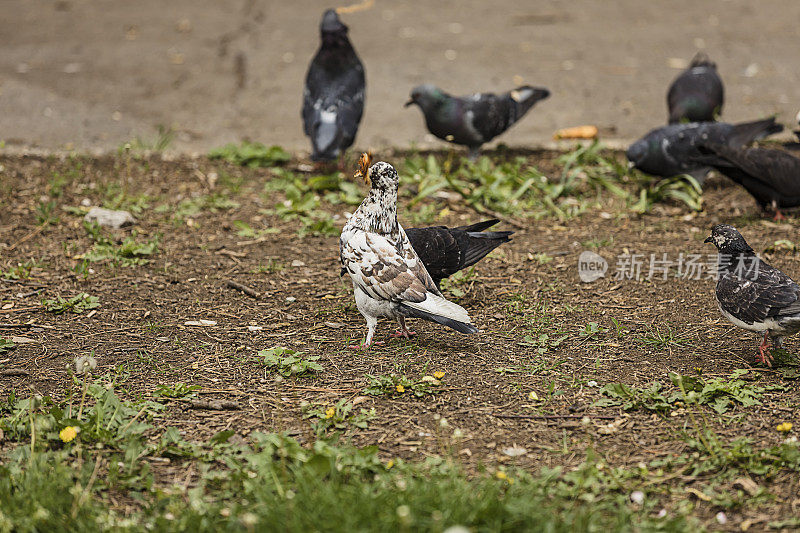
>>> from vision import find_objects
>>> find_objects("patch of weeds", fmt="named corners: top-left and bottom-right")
top-left (439, 267), bottom-right (475, 297)
top-left (82, 221), bottom-right (160, 266)
top-left (250, 259), bottom-right (285, 274)
top-left (42, 293), bottom-right (100, 314)
top-left (2, 261), bottom-right (34, 280)
top-left (263, 174), bottom-right (339, 237)
top-left (631, 174), bottom-right (703, 214)
top-left (530, 252), bottom-right (553, 265)
top-left (638, 324), bottom-right (692, 349)
top-left (35, 199), bottom-right (59, 226)
top-left (596, 370), bottom-right (785, 414)
top-left (578, 321), bottom-right (608, 340)
top-left (153, 382), bottom-right (201, 399)
top-left (123, 124), bottom-right (175, 153)
top-left (764, 239), bottom-right (798, 254)
top-left (208, 141), bottom-right (291, 167)
top-left (519, 332), bottom-right (569, 355)
top-left (302, 398), bottom-right (376, 436)
top-left (0, 338), bottom-right (15, 354)
top-left (156, 193), bottom-right (241, 223)
top-left (582, 237), bottom-right (613, 250)
top-left (256, 346), bottom-right (322, 377)
top-left (364, 372), bottom-right (444, 397)
top-left (233, 220), bottom-right (279, 239)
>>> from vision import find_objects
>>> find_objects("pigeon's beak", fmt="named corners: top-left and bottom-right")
top-left (703, 236), bottom-right (713, 244)
top-left (404, 98), bottom-right (415, 108)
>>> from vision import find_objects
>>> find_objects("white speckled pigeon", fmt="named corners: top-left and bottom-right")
top-left (339, 160), bottom-right (478, 348)
top-left (626, 118), bottom-right (782, 182)
top-left (704, 224), bottom-right (800, 366)
top-left (302, 9), bottom-right (365, 163)
top-left (667, 52), bottom-right (724, 124)
top-left (405, 84), bottom-right (550, 159)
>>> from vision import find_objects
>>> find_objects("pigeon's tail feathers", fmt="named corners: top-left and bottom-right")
top-left (311, 113), bottom-right (340, 161)
top-left (462, 231), bottom-right (514, 268)
top-left (453, 219), bottom-right (500, 233)
top-left (510, 86), bottom-right (550, 118)
top-left (399, 293), bottom-right (477, 334)
top-left (727, 118), bottom-right (783, 148)
top-left (399, 302), bottom-right (478, 335)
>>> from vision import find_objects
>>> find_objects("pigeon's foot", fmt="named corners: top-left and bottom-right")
top-left (772, 210), bottom-right (786, 222)
top-left (389, 329), bottom-right (417, 339)
top-left (756, 332), bottom-right (774, 367)
top-left (348, 341), bottom-right (384, 350)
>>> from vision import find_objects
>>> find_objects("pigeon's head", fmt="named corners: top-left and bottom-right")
top-left (704, 224), bottom-right (755, 254)
top-left (320, 9), bottom-right (349, 46)
top-left (366, 161), bottom-right (399, 193)
top-left (625, 139), bottom-right (649, 169)
top-left (689, 51), bottom-right (716, 69)
top-left (405, 84), bottom-right (445, 110)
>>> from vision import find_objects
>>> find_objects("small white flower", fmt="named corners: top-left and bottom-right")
top-left (587, 380), bottom-right (599, 388)
top-left (630, 491), bottom-right (645, 505)
top-left (74, 354), bottom-right (97, 374)
top-left (716, 512), bottom-right (727, 524)
top-left (657, 509), bottom-right (667, 518)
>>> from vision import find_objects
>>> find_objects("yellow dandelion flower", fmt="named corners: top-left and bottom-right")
top-left (386, 459), bottom-right (394, 469)
top-left (396, 384), bottom-right (405, 393)
top-left (777, 422), bottom-right (793, 433)
top-left (433, 371), bottom-right (445, 380)
top-left (324, 407), bottom-right (335, 419)
top-left (495, 471), bottom-right (507, 480)
top-left (59, 426), bottom-right (78, 443)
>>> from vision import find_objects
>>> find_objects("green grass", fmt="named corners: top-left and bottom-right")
top-left (41, 293), bottom-right (100, 314)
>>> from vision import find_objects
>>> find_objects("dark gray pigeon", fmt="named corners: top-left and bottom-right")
top-left (626, 118), bottom-right (783, 182)
top-left (693, 144), bottom-right (800, 218)
top-left (339, 219), bottom-right (513, 287)
top-left (704, 224), bottom-right (800, 366)
top-left (302, 9), bottom-right (365, 163)
top-left (405, 84), bottom-right (550, 159)
top-left (667, 52), bottom-right (724, 124)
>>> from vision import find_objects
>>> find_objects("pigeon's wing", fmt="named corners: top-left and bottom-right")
top-left (716, 259), bottom-right (800, 324)
top-left (405, 226), bottom-right (463, 283)
top-left (341, 230), bottom-right (439, 303)
top-left (715, 147), bottom-right (800, 197)
top-left (464, 93), bottom-right (508, 143)
top-left (335, 62), bottom-right (365, 148)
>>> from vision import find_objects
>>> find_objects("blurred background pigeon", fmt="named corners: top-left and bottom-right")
top-left (693, 144), bottom-right (800, 218)
top-left (302, 9), bottom-right (365, 163)
top-left (704, 224), bottom-right (800, 366)
top-left (340, 160), bottom-right (478, 348)
top-left (405, 84), bottom-right (550, 159)
top-left (626, 117), bottom-right (782, 182)
top-left (667, 52), bottom-right (724, 124)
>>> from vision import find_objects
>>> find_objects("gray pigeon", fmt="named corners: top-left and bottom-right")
top-left (340, 160), bottom-right (478, 348)
top-left (405, 84), bottom-right (550, 159)
top-left (667, 52), bottom-right (724, 124)
top-left (626, 118), bottom-right (782, 182)
top-left (302, 9), bottom-right (365, 162)
top-left (693, 144), bottom-right (800, 219)
top-left (704, 224), bottom-right (800, 366)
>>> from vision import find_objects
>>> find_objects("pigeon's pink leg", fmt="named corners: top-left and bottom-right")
top-left (772, 210), bottom-right (786, 222)
top-left (755, 332), bottom-right (774, 367)
top-left (390, 318), bottom-right (417, 339)
top-left (349, 320), bottom-right (383, 349)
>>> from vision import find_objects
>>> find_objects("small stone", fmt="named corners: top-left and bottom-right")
top-left (84, 207), bottom-right (135, 229)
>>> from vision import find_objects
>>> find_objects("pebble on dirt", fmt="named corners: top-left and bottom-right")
top-left (83, 207), bottom-right (135, 229)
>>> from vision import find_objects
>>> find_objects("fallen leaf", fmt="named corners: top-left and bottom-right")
top-left (686, 487), bottom-right (711, 501)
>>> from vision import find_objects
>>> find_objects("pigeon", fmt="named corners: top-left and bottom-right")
top-left (704, 224), bottom-right (800, 366)
top-left (406, 220), bottom-right (513, 287)
top-left (667, 52), bottom-right (724, 124)
top-left (339, 219), bottom-right (513, 286)
top-left (404, 84), bottom-right (550, 160)
top-left (626, 118), bottom-right (783, 181)
top-left (340, 157), bottom-right (478, 348)
top-left (302, 9), bottom-right (365, 163)
top-left (692, 144), bottom-right (800, 219)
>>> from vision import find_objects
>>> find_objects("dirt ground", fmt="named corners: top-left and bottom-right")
top-left (1, 151), bottom-right (799, 529)
top-left (1, 0), bottom-right (800, 154)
